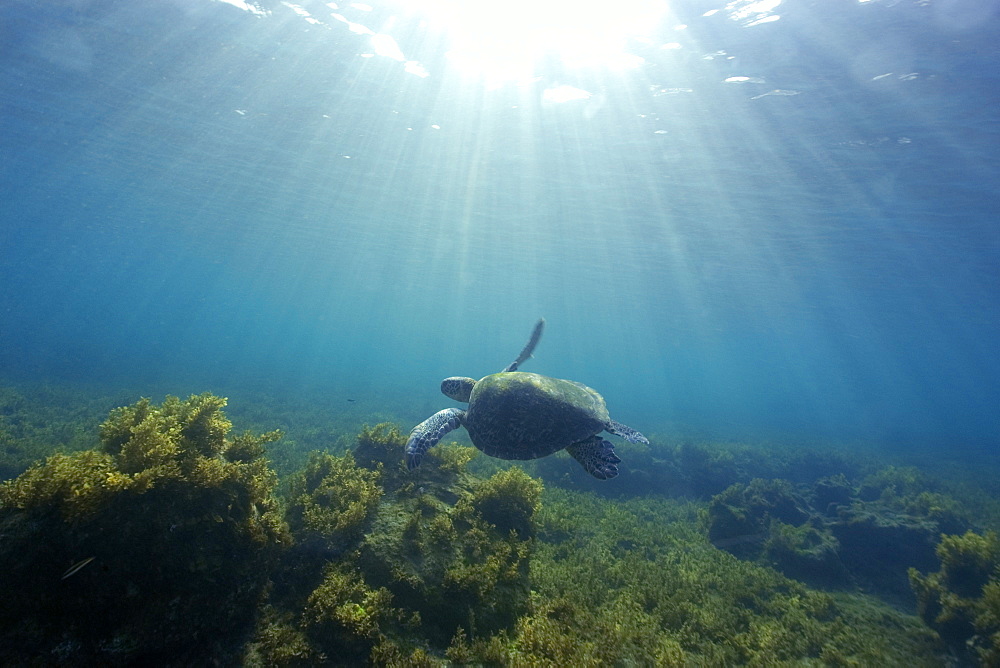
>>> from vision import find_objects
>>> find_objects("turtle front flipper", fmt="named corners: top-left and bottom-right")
top-left (406, 408), bottom-right (466, 470)
top-left (607, 419), bottom-right (649, 445)
top-left (566, 435), bottom-right (622, 480)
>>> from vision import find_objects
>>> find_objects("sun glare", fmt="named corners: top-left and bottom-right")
top-left (393, 0), bottom-right (668, 84)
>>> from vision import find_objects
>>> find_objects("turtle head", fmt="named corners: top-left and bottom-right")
top-left (441, 376), bottom-right (476, 403)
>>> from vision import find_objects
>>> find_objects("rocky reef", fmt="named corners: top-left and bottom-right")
top-left (910, 530), bottom-right (1000, 663)
top-left (705, 466), bottom-right (974, 603)
top-left (0, 393), bottom-right (972, 665)
top-left (252, 422), bottom-right (540, 664)
top-left (0, 393), bottom-right (287, 664)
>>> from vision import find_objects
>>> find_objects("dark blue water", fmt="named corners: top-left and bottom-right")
top-left (2, 0), bottom-right (998, 458)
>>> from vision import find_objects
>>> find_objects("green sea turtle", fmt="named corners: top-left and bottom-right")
top-left (405, 319), bottom-right (648, 480)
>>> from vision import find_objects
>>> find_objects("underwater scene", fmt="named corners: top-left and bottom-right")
top-left (2, 0), bottom-right (999, 665)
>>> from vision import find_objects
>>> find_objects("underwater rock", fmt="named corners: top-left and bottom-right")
top-left (352, 422), bottom-right (408, 478)
top-left (909, 530), bottom-right (1000, 661)
top-left (707, 478), bottom-right (849, 586)
top-left (707, 478), bottom-right (811, 556)
top-left (813, 473), bottom-right (854, 515)
top-left (678, 441), bottom-right (754, 498)
top-left (265, 425), bottom-right (539, 661)
top-left (285, 450), bottom-right (383, 554)
top-left (765, 518), bottom-right (848, 587)
top-left (0, 393), bottom-right (287, 666)
top-left (356, 465), bottom-right (537, 646)
top-left (706, 469), bottom-right (975, 601)
top-left (832, 504), bottom-right (940, 600)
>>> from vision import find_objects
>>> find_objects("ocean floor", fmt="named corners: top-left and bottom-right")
top-left (1, 380), bottom-right (997, 666)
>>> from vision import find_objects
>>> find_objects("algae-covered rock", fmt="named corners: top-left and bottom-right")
top-left (833, 467), bottom-right (970, 601)
top-left (451, 488), bottom-right (942, 666)
top-left (302, 562), bottom-right (400, 660)
top-left (765, 518), bottom-right (848, 586)
top-left (269, 425), bottom-right (539, 661)
top-left (707, 478), bottom-right (847, 586)
top-left (358, 466), bottom-right (538, 645)
top-left (469, 466), bottom-right (543, 539)
top-left (286, 450), bottom-right (383, 553)
top-left (706, 478), bottom-right (811, 557)
top-left (813, 473), bottom-right (854, 514)
top-left (909, 530), bottom-right (1000, 658)
top-left (832, 503), bottom-right (940, 600)
top-left (353, 422), bottom-right (407, 479)
top-left (705, 467), bottom-right (979, 601)
top-left (0, 393), bottom-right (287, 666)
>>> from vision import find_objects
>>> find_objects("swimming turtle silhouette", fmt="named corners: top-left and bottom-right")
top-left (405, 319), bottom-right (648, 479)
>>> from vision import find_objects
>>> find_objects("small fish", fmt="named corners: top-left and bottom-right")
top-left (61, 556), bottom-right (95, 580)
top-left (347, 398), bottom-right (356, 402)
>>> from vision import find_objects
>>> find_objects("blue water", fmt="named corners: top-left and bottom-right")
top-left (2, 0), bottom-right (998, 460)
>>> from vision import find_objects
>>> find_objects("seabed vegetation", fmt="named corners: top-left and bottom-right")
top-left (0, 386), bottom-right (997, 666)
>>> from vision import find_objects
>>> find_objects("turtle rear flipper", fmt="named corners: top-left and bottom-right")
top-left (607, 419), bottom-right (649, 444)
top-left (502, 318), bottom-right (545, 372)
top-left (406, 408), bottom-right (465, 470)
top-left (566, 435), bottom-right (621, 480)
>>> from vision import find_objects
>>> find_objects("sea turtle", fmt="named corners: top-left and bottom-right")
top-left (405, 319), bottom-right (648, 480)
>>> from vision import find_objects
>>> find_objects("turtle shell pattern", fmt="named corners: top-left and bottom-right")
top-left (465, 371), bottom-right (610, 460)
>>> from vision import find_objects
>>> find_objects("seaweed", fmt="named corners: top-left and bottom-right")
top-left (0, 383), bottom-right (118, 481)
top-left (449, 488), bottom-right (941, 665)
top-left (0, 393), bottom-right (288, 665)
top-left (285, 450), bottom-right (383, 550)
top-left (909, 530), bottom-right (1000, 660)
top-left (262, 425), bottom-right (538, 661)
top-left (357, 464), bottom-right (537, 645)
top-left (702, 466), bottom-right (979, 602)
top-left (0, 389), bottom-right (969, 666)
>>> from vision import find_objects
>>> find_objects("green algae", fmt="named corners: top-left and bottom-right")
top-left (351, 462), bottom-right (535, 642)
top-left (0, 390), bottom-right (972, 666)
top-left (448, 488), bottom-right (941, 666)
top-left (252, 423), bottom-right (538, 663)
top-left (700, 465), bottom-right (987, 605)
top-left (303, 562), bottom-right (401, 658)
top-left (269, 440), bottom-right (954, 664)
top-left (469, 466), bottom-right (542, 538)
top-left (286, 450), bottom-right (383, 549)
top-left (909, 530), bottom-right (1000, 661)
top-left (0, 393), bottom-right (288, 665)
top-left (0, 383), bottom-right (119, 481)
